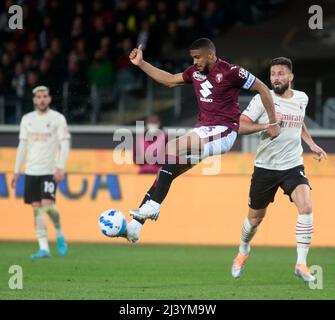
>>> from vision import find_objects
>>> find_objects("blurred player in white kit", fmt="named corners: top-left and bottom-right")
top-left (11, 86), bottom-right (71, 259)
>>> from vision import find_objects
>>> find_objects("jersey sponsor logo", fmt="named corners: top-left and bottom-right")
top-left (192, 71), bottom-right (207, 81)
top-left (200, 80), bottom-right (213, 98)
top-left (280, 113), bottom-right (304, 128)
top-left (215, 73), bottom-right (223, 83)
top-left (28, 132), bottom-right (52, 142)
top-left (200, 97), bottom-right (213, 102)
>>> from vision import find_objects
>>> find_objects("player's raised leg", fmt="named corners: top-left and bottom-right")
top-left (126, 162), bottom-right (193, 242)
top-left (31, 202), bottom-right (51, 259)
top-left (129, 131), bottom-right (202, 221)
top-left (125, 132), bottom-right (203, 242)
top-left (42, 199), bottom-right (68, 256)
top-left (232, 208), bottom-right (266, 278)
top-left (291, 184), bottom-right (315, 282)
top-left (129, 126), bottom-right (237, 225)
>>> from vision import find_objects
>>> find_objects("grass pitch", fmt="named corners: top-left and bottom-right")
top-left (0, 242), bottom-right (334, 300)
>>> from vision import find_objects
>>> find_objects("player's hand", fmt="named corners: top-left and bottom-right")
top-left (310, 143), bottom-right (327, 162)
top-left (54, 168), bottom-right (65, 183)
top-left (129, 44), bottom-right (143, 66)
top-left (264, 113), bottom-right (283, 130)
top-left (267, 123), bottom-right (280, 140)
top-left (11, 173), bottom-right (19, 189)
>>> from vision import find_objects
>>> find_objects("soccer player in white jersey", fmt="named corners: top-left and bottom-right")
top-left (11, 86), bottom-right (71, 259)
top-left (231, 57), bottom-right (327, 282)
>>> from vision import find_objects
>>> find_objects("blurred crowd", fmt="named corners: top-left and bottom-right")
top-left (0, 0), bottom-right (285, 123)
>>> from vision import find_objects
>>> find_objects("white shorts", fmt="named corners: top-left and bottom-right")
top-left (192, 125), bottom-right (237, 157)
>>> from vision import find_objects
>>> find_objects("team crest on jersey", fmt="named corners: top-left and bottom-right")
top-left (238, 68), bottom-right (248, 79)
top-left (193, 71), bottom-right (207, 81)
top-left (215, 73), bottom-right (223, 83)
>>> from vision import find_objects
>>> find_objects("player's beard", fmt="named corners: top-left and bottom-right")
top-left (200, 65), bottom-right (209, 75)
top-left (272, 82), bottom-right (289, 95)
top-left (36, 105), bottom-right (49, 113)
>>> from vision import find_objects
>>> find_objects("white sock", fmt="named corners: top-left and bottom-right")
top-left (239, 217), bottom-right (257, 256)
top-left (38, 238), bottom-right (50, 252)
top-left (296, 213), bottom-right (313, 265)
top-left (34, 208), bottom-right (49, 252)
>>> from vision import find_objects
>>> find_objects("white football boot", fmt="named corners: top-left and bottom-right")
top-left (231, 253), bottom-right (249, 279)
top-left (129, 200), bottom-right (160, 221)
top-left (295, 264), bottom-right (316, 282)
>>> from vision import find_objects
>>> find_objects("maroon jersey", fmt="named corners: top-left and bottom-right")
top-left (182, 58), bottom-right (256, 131)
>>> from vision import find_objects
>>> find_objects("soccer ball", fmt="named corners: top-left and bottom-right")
top-left (98, 209), bottom-right (127, 238)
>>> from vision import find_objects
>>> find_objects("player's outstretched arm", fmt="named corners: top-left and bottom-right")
top-left (238, 115), bottom-right (268, 135)
top-left (129, 45), bottom-right (185, 88)
top-left (250, 78), bottom-right (280, 139)
top-left (239, 112), bottom-right (282, 135)
top-left (301, 123), bottom-right (328, 161)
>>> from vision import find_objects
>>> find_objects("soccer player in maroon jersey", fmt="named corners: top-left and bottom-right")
top-left (124, 38), bottom-right (280, 242)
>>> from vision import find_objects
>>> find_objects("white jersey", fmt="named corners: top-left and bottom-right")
top-left (19, 109), bottom-right (71, 175)
top-left (243, 89), bottom-right (308, 170)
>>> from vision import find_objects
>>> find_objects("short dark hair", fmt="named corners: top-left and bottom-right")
top-left (190, 38), bottom-right (216, 52)
top-left (270, 57), bottom-right (293, 72)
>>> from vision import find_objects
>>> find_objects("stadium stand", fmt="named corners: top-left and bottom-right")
top-left (1, 0), bottom-right (291, 125)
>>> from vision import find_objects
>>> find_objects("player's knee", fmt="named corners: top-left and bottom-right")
top-left (298, 203), bottom-right (313, 215)
top-left (32, 202), bottom-right (41, 209)
top-left (41, 199), bottom-right (54, 207)
top-left (249, 215), bottom-right (263, 227)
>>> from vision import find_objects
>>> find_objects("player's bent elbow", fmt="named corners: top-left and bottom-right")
top-left (238, 126), bottom-right (254, 135)
top-left (165, 73), bottom-right (183, 88)
top-left (238, 124), bottom-right (246, 135)
top-left (238, 117), bottom-right (255, 135)
top-left (165, 82), bottom-right (176, 88)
